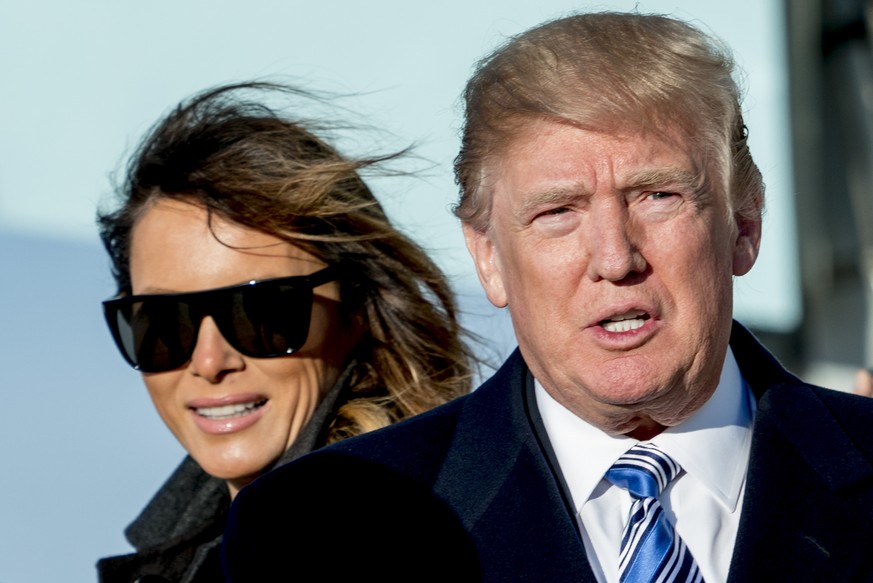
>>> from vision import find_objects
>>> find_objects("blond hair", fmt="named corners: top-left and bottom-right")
top-left (454, 12), bottom-right (763, 231)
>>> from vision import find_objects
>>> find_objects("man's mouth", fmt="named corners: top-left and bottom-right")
top-left (192, 399), bottom-right (268, 420)
top-left (599, 309), bottom-right (650, 333)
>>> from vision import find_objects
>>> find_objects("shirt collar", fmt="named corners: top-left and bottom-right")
top-left (535, 347), bottom-right (754, 514)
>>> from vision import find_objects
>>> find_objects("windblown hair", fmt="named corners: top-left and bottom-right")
top-left (99, 82), bottom-right (474, 443)
top-left (453, 11), bottom-right (764, 231)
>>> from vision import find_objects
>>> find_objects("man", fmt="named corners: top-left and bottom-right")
top-left (223, 12), bottom-right (873, 582)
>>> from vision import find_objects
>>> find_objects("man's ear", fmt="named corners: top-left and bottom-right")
top-left (732, 212), bottom-right (762, 276)
top-left (463, 223), bottom-right (508, 308)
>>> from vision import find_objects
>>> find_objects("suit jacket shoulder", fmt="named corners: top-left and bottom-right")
top-left (728, 323), bottom-right (873, 580)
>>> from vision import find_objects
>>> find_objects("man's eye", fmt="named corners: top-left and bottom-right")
top-left (542, 206), bottom-right (570, 216)
top-left (648, 191), bottom-right (676, 201)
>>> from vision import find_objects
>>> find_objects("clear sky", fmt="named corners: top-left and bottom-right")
top-left (0, 1), bottom-right (793, 581)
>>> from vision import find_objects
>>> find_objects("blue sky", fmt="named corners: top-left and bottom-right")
top-left (0, 1), bottom-right (792, 580)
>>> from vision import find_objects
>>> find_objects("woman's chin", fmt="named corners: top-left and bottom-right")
top-left (192, 445), bottom-right (279, 491)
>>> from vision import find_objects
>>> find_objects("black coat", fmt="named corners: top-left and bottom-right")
top-left (223, 323), bottom-right (873, 581)
top-left (97, 367), bottom-right (351, 583)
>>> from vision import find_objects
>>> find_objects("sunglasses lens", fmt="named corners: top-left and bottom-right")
top-left (104, 267), bottom-right (333, 373)
top-left (108, 299), bottom-right (198, 372)
top-left (218, 283), bottom-right (313, 358)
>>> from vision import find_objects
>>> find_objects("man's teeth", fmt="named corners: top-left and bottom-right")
top-left (602, 319), bottom-right (645, 332)
top-left (601, 310), bottom-right (648, 333)
top-left (194, 400), bottom-right (266, 420)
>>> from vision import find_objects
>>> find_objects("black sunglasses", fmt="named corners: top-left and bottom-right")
top-left (103, 266), bottom-right (338, 373)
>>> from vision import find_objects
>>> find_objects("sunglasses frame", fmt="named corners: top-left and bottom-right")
top-left (102, 266), bottom-right (338, 373)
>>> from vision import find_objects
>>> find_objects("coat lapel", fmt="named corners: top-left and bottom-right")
top-left (728, 323), bottom-right (873, 580)
top-left (434, 351), bottom-right (598, 582)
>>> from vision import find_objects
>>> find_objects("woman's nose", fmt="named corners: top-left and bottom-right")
top-left (187, 316), bottom-right (245, 383)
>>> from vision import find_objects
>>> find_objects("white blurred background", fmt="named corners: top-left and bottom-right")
top-left (1, 1), bottom-right (856, 581)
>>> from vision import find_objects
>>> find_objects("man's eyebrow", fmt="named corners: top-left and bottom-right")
top-left (515, 168), bottom-right (704, 218)
top-left (625, 168), bottom-right (702, 190)
top-left (517, 185), bottom-right (590, 216)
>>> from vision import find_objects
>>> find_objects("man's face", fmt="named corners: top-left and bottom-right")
top-left (465, 119), bottom-right (760, 437)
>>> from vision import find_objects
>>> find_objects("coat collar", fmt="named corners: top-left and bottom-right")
top-left (727, 323), bottom-right (873, 581)
top-left (729, 321), bottom-right (873, 491)
top-left (433, 349), bottom-right (596, 580)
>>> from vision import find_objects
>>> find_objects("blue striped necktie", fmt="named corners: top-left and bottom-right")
top-left (604, 443), bottom-right (703, 583)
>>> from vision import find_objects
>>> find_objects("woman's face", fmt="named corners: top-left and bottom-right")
top-left (129, 199), bottom-right (359, 497)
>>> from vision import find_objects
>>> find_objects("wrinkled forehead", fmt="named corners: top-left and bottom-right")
top-left (481, 115), bottom-right (725, 203)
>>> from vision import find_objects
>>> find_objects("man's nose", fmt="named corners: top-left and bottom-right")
top-left (585, 199), bottom-right (647, 282)
top-left (188, 316), bottom-right (246, 383)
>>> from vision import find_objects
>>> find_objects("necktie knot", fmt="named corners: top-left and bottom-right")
top-left (605, 442), bottom-right (681, 499)
top-left (604, 443), bottom-right (703, 582)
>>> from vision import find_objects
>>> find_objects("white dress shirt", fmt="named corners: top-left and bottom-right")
top-left (535, 348), bottom-right (754, 583)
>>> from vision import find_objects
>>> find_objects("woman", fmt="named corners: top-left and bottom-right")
top-left (96, 83), bottom-right (475, 582)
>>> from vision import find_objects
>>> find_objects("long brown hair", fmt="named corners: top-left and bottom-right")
top-left (99, 82), bottom-right (475, 442)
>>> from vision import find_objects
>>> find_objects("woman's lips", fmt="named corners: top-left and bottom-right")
top-left (188, 395), bottom-right (268, 434)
